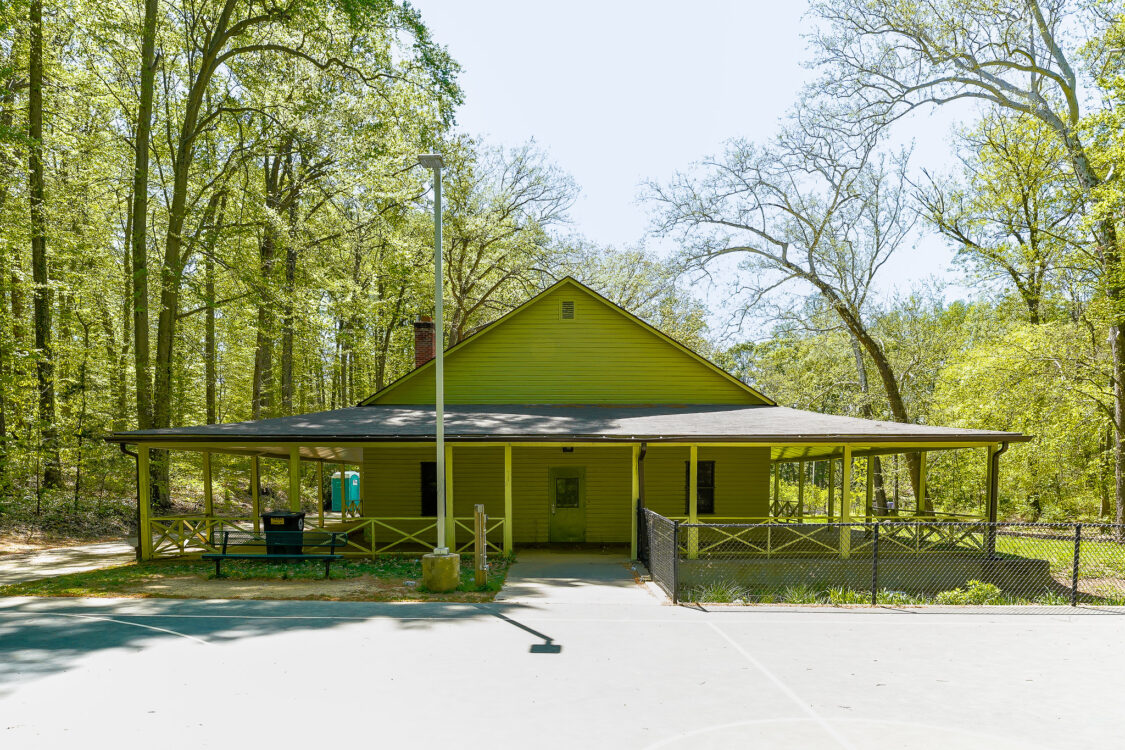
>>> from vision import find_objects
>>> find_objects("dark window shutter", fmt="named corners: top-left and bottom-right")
top-left (685, 460), bottom-right (716, 515)
top-left (421, 462), bottom-right (437, 516)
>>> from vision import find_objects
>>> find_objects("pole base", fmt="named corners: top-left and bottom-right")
top-left (422, 552), bottom-right (460, 593)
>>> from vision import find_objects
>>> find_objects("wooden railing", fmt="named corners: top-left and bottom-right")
top-left (149, 516), bottom-right (256, 557)
top-left (146, 515), bottom-right (507, 559)
top-left (673, 517), bottom-right (989, 559)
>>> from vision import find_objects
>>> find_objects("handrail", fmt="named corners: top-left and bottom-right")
top-left (147, 514), bottom-right (507, 559)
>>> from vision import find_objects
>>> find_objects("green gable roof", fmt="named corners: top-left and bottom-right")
top-left (361, 277), bottom-right (773, 406)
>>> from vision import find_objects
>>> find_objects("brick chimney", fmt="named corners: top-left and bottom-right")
top-left (413, 316), bottom-right (435, 369)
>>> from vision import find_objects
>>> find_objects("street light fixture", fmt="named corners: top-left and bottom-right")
top-left (417, 153), bottom-right (447, 555)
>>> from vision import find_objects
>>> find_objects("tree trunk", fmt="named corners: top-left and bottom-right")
top-left (850, 338), bottom-right (889, 512)
top-left (252, 227), bottom-right (276, 420)
top-left (280, 192), bottom-right (299, 414)
top-left (835, 301), bottom-right (921, 502)
top-left (131, 0), bottom-right (157, 433)
top-left (28, 0), bottom-right (61, 490)
top-left (205, 252), bottom-right (217, 424)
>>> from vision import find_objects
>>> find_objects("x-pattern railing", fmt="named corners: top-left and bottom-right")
top-left (880, 522), bottom-right (986, 554)
top-left (150, 516), bottom-right (254, 556)
top-left (453, 517), bottom-right (505, 554)
top-left (337, 517), bottom-right (439, 556)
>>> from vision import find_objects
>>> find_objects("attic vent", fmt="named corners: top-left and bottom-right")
top-left (560, 300), bottom-right (575, 320)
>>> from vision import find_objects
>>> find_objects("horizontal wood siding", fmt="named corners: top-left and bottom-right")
top-left (361, 446), bottom-right (505, 518)
top-left (512, 446), bottom-right (632, 543)
top-left (373, 284), bottom-right (761, 405)
top-left (642, 446), bottom-right (770, 518)
top-left (361, 444), bottom-right (765, 543)
top-left (363, 445), bottom-right (631, 543)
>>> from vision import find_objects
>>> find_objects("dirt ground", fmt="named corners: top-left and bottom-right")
top-left (114, 574), bottom-right (496, 602)
top-left (0, 532), bottom-right (120, 555)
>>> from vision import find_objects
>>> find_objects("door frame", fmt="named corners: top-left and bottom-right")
top-left (548, 465), bottom-right (587, 543)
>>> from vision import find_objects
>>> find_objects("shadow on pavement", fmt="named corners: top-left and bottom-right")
top-left (0, 596), bottom-right (553, 695)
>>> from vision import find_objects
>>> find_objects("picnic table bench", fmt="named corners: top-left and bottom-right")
top-left (202, 530), bottom-right (349, 578)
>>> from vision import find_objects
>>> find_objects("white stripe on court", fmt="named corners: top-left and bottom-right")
top-left (27, 611), bottom-right (212, 646)
top-left (707, 621), bottom-right (858, 750)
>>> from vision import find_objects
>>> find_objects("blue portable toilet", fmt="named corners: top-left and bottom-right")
top-left (331, 471), bottom-right (360, 513)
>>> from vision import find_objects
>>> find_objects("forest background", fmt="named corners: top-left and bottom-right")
top-left (2, 0), bottom-right (1124, 539)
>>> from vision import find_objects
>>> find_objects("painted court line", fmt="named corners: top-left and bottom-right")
top-left (708, 621), bottom-right (858, 750)
top-left (16, 611), bottom-right (212, 646)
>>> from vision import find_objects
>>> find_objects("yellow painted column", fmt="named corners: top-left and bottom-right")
top-left (865, 456), bottom-right (874, 521)
top-left (839, 445), bottom-right (852, 558)
top-left (917, 451), bottom-right (928, 515)
top-left (138, 445), bottom-right (152, 560)
top-left (251, 456), bottom-right (261, 532)
top-left (688, 445), bottom-right (698, 559)
top-left (317, 461), bottom-right (325, 528)
top-left (985, 444), bottom-right (997, 520)
top-left (772, 462), bottom-right (780, 517)
top-left (797, 459), bottom-right (806, 520)
top-left (503, 444), bottom-right (513, 555)
top-left (630, 444), bottom-right (639, 560)
top-left (827, 459), bottom-right (836, 520)
top-left (202, 451), bottom-right (213, 517)
top-left (445, 444), bottom-right (455, 549)
top-left (288, 446), bottom-right (301, 512)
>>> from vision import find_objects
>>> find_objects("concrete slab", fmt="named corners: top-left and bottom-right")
top-left (0, 542), bottom-right (135, 586)
top-left (0, 596), bottom-right (1121, 749)
top-left (495, 548), bottom-right (658, 604)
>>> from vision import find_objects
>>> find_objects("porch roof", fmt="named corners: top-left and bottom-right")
top-left (108, 404), bottom-right (1027, 462)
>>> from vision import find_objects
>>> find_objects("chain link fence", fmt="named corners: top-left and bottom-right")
top-left (638, 510), bottom-right (1125, 608)
top-left (638, 508), bottom-right (678, 602)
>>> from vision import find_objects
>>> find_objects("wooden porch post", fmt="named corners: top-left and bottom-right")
top-left (202, 451), bottom-right (213, 517)
top-left (772, 460), bottom-right (780, 517)
top-left (444, 444), bottom-right (455, 549)
top-left (827, 459), bottom-right (836, 520)
top-left (288, 446), bottom-right (301, 512)
top-left (865, 456), bottom-right (874, 522)
top-left (630, 444), bottom-right (639, 560)
top-left (917, 451), bottom-right (928, 515)
top-left (251, 456), bottom-right (261, 532)
top-left (839, 445), bottom-right (852, 558)
top-left (797, 459), bottom-right (806, 520)
top-left (688, 445), bottom-right (698, 559)
top-left (138, 445), bottom-right (152, 560)
top-left (503, 444), bottom-right (513, 555)
top-left (317, 461), bottom-right (325, 528)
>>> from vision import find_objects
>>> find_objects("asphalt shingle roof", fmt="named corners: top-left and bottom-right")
top-left (108, 404), bottom-right (1027, 444)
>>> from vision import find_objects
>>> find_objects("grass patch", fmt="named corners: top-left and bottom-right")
top-left (0, 556), bottom-right (511, 602)
top-left (679, 578), bottom-right (1109, 606)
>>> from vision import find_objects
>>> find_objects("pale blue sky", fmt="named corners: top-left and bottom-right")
top-left (415, 1), bottom-right (976, 336)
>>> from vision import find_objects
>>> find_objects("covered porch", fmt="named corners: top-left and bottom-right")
top-left (124, 435), bottom-right (1016, 563)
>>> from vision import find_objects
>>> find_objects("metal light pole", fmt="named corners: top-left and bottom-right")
top-left (417, 153), bottom-right (447, 554)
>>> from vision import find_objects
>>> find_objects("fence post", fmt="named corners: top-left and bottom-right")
top-left (871, 521), bottom-right (879, 606)
top-left (474, 504), bottom-right (487, 588)
top-left (672, 520), bottom-right (680, 605)
top-left (1071, 523), bottom-right (1081, 607)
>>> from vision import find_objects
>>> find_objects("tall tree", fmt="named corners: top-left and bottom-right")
top-left (28, 0), bottom-right (61, 489)
top-left (808, 0), bottom-right (1125, 523)
top-left (129, 0), bottom-right (158, 433)
top-left (647, 118), bottom-right (927, 503)
top-left (916, 112), bottom-right (1085, 324)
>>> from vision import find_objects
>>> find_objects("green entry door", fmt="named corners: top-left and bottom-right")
top-left (549, 467), bottom-right (586, 543)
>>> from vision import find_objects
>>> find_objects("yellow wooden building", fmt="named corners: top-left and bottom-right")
top-left (111, 277), bottom-right (1028, 560)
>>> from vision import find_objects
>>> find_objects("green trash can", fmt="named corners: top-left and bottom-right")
top-left (261, 510), bottom-right (305, 556)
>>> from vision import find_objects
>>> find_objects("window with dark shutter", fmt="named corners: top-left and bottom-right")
top-left (684, 460), bottom-right (716, 514)
top-left (421, 462), bottom-right (437, 516)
